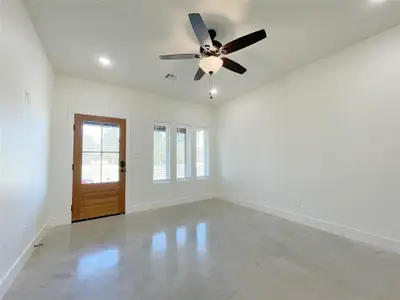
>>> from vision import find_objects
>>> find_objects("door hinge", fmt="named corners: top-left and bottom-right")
top-left (73, 124), bottom-right (75, 130)
top-left (72, 164), bottom-right (74, 171)
top-left (71, 205), bottom-right (73, 212)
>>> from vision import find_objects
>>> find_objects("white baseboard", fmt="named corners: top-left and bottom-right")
top-left (0, 223), bottom-right (48, 300)
top-left (48, 215), bottom-right (71, 228)
top-left (219, 195), bottom-right (400, 255)
top-left (129, 195), bottom-right (213, 214)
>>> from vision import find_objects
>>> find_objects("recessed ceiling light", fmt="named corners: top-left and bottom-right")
top-left (210, 88), bottom-right (218, 95)
top-left (97, 56), bottom-right (113, 68)
top-left (369, 0), bottom-right (387, 5)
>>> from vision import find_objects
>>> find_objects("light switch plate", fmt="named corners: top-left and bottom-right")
top-left (25, 90), bottom-right (31, 104)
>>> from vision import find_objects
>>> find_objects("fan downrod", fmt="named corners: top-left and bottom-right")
top-left (208, 29), bottom-right (217, 40)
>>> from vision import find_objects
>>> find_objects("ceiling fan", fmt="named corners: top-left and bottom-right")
top-left (159, 13), bottom-right (267, 81)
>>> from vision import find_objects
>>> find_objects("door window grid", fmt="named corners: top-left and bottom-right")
top-left (81, 122), bottom-right (120, 184)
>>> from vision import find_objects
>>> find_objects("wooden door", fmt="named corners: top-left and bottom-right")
top-left (72, 114), bottom-right (126, 222)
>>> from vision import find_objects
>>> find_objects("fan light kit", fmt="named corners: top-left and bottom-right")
top-left (199, 56), bottom-right (223, 74)
top-left (160, 13), bottom-right (267, 99)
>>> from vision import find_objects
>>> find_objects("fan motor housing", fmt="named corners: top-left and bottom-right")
top-left (200, 29), bottom-right (223, 56)
top-left (200, 42), bottom-right (223, 56)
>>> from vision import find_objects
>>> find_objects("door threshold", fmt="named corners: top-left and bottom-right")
top-left (72, 212), bottom-right (125, 223)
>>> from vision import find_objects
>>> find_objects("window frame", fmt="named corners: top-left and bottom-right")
top-left (176, 125), bottom-right (191, 180)
top-left (195, 127), bottom-right (210, 179)
top-left (153, 122), bottom-right (171, 182)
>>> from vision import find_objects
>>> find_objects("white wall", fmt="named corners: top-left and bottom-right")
top-left (48, 75), bottom-right (216, 226)
top-left (218, 25), bottom-right (400, 254)
top-left (0, 0), bottom-right (54, 297)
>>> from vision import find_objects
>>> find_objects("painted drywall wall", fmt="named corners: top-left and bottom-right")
top-left (217, 25), bottom-right (400, 253)
top-left (48, 75), bottom-right (216, 226)
top-left (0, 0), bottom-right (54, 297)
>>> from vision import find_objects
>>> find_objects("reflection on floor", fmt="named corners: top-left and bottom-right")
top-left (77, 248), bottom-right (120, 279)
top-left (4, 199), bottom-right (400, 299)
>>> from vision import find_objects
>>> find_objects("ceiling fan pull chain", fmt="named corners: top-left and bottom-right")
top-left (209, 74), bottom-right (213, 100)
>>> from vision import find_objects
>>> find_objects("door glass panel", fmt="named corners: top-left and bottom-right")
top-left (82, 123), bottom-right (102, 152)
top-left (102, 125), bottom-right (120, 152)
top-left (81, 121), bottom-right (121, 184)
top-left (101, 153), bottom-right (119, 183)
top-left (82, 153), bottom-right (102, 184)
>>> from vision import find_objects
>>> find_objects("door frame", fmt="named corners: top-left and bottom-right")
top-left (72, 114), bottom-right (127, 221)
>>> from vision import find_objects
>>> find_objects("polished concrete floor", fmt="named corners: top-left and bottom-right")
top-left (4, 199), bottom-right (400, 300)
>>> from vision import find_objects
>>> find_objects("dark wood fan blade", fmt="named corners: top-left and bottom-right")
top-left (194, 68), bottom-right (205, 81)
top-left (159, 54), bottom-right (200, 60)
top-left (222, 29), bottom-right (267, 55)
top-left (222, 57), bottom-right (247, 74)
top-left (188, 13), bottom-right (213, 49)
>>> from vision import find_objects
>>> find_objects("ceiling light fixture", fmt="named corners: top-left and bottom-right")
top-left (199, 56), bottom-right (223, 74)
top-left (369, 0), bottom-right (387, 5)
top-left (98, 56), bottom-right (113, 68)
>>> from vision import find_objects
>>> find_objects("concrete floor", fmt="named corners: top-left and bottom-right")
top-left (4, 199), bottom-right (400, 299)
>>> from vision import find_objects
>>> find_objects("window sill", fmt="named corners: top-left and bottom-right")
top-left (196, 176), bottom-right (210, 180)
top-left (153, 179), bottom-right (172, 184)
top-left (176, 177), bottom-right (192, 182)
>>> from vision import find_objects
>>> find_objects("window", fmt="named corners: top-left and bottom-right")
top-left (81, 122), bottom-right (120, 184)
top-left (196, 129), bottom-right (209, 177)
top-left (176, 127), bottom-right (190, 179)
top-left (153, 124), bottom-right (170, 181)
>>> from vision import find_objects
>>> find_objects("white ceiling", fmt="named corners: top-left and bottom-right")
top-left (24, 0), bottom-right (400, 104)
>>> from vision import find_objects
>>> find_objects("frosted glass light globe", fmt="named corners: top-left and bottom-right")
top-left (199, 56), bottom-right (223, 74)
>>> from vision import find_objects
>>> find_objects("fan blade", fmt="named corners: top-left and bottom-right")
top-left (194, 68), bottom-right (205, 81)
top-left (188, 13), bottom-right (213, 49)
top-left (159, 54), bottom-right (200, 60)
top-left (222, 29), bottom-right (267, 55)
top-left (222, 57), bottom-right (247, 74)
